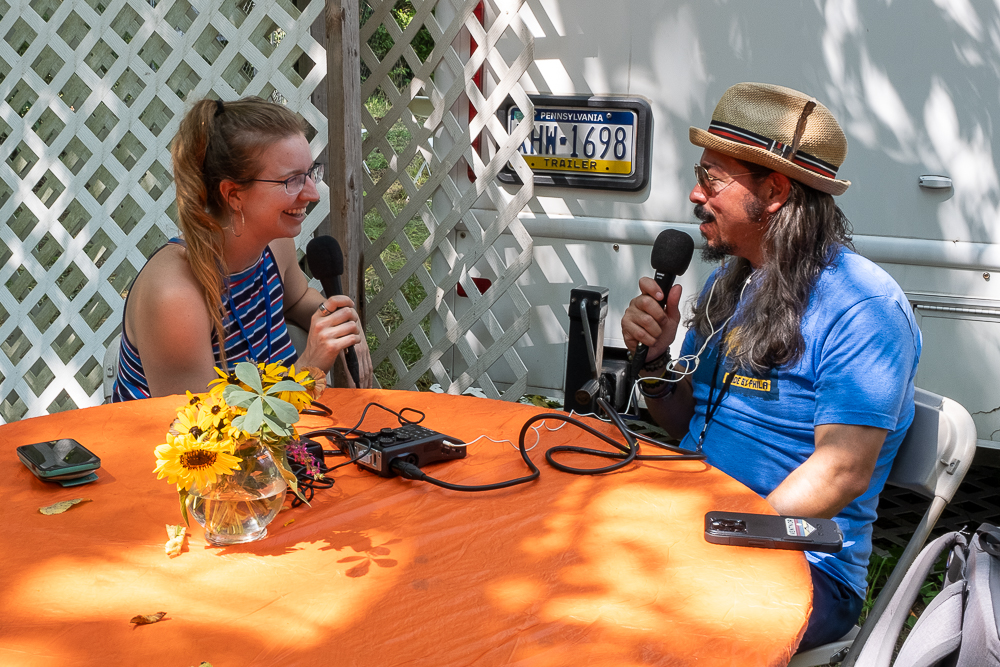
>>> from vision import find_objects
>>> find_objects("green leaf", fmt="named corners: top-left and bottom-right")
top-left (242, 397), bottom-right (265, 433)
top-left (223, 387), bottom-right (258, 407)
top-left (234, 362), bottom-right (263, 393)
top-left (265, 380), bottom-right (307, 394)
top-left (261, 413), bottom-right (290, 437)
top-left (264, 396), bottom-right (300, 425)
top-left (178, 488), bottom-right (191, 527)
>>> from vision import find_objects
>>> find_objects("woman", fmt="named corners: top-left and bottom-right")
top-left (112, 96), bottom-right (372, 401)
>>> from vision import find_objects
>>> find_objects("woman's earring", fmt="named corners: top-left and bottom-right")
top-left (233, 210), bottom-right (245, 237)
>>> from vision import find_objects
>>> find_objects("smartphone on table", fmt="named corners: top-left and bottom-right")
top-left (17, 439), bottom-right (101, 487)
top-left (704, 511), bottom-right (843, 553)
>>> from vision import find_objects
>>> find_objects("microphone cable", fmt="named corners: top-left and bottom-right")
top-left (392, 398), bottom-right (704, 491)
top-left (291, 402), bottom-right (429, 505)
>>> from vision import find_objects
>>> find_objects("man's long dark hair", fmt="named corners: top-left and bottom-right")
top-left (687, 170), bottom-right (854, 373)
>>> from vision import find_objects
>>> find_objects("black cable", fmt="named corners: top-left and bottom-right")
top-left (281, 401), bottom-right (424, 507)
top-left (301, 428), bottom-right (375, 473)
top-left (301, 400), bottom-right (332, 417)
top-left (296, 398), bottom-right (702, 495)
top-left (537, 399), bottom-right (706, 474)
top-left (391, 398), bottom-right (704, 491)
top-left (391, 422), bottom-right (540, 490)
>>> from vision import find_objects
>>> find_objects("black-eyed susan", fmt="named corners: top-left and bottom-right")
top-left (168, 402), bottom-right (216, 441)
top-left (273, 364), bottom-right (315, 411)
top-left (153, 436), bottom-right (242, 492)
top-left (208, 367), bottom-right (242, 398)
top-left (258, 361), bottom-right (288, 387)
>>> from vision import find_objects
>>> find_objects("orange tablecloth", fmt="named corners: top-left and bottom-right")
top-left (0, 389), bottom-right (810, 666)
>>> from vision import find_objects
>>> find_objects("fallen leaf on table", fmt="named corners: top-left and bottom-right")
top-left (39, 498), bottom-right (91, 515)
top-left (129, 612), bottom-right (166, 625)
top-left (165, 524), bottom-right (187, 557)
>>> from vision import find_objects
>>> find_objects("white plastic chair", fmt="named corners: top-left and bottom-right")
top-left (789, 388), bottom-right (978, 666)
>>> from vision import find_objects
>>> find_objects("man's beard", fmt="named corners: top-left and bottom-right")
top-left (694, 197), bottom-right (767, 263)
top-left (694, 204), bottom-right (735, 262)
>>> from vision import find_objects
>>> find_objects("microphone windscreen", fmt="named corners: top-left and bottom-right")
top-left (306, 236), bottom-right (345, 280)
top-left (650, 229), bottom-right (695, 276)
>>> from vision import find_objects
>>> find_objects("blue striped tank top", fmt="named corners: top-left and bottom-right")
top-left (112, 239), bottom-right (298, 401)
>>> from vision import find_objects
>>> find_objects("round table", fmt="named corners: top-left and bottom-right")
top-left (0, 389), bottom-right (811, 666)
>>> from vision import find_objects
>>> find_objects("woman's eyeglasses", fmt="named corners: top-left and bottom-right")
top-left (250, 163), bottom-right (325, 195)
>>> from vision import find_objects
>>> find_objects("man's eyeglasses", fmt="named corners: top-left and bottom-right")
top-left (250, 163), bottom-right (324, 195)
top-left (693, 163), bottom-right (755, 195)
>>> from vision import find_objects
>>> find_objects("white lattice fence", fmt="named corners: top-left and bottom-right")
top-left (0, 0), bottom-right (328, 422)
top-left (360, 0), bottom-right (535, 399)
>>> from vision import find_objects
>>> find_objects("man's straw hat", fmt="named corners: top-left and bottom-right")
top-left (690, 82), bottom-right (850, 195)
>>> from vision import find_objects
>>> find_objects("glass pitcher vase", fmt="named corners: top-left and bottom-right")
top-left (187, 439), bottom-right (287, 546)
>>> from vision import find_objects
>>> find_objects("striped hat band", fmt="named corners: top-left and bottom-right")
top-left (707, 121), bottom-right (839, 180)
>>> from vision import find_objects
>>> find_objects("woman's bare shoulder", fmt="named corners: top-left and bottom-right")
top-left (124, 243), bottom-right (218, 394)
top-left (268, 237), bottom-right (298, 272)
top-left (125, 243), bottom-right (212, 343)
top-left (130, 244), bottom-right (202, 303)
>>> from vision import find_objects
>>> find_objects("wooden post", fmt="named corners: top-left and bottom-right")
top-left (326, 0), bottom-right (365, 387)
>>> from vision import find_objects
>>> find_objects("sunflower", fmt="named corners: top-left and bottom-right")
top-left (153, 435), bottom-right (242, 491)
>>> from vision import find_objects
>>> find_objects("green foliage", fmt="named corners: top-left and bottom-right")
top-left (223, 362), bottom-right (304, 438)
top-left (365, 94), bottom-right (393, 121)
top-left (360, 4), bottom-right (436, 391)
top-left (361, 102), bottom-right (433, 390)
top-left (520, 395), bottom-right (562, 409)
top-left (862, 544), bottom-right (946, 634)
top-left (361, 1), bottom-right (434, 88)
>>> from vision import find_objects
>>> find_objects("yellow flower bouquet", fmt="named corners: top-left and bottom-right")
top-left (154, 361), bottom-right (323, 545)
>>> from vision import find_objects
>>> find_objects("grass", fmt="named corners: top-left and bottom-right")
top-left (846, 542), bottom-right (947, 663)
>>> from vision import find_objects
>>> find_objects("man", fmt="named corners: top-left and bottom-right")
top-left (621, 82), bottom-right (921, 650)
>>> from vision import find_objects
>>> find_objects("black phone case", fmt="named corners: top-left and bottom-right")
top-left (704, 511), bottom-right (843, 553)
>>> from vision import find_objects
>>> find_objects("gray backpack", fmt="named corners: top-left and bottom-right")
top-left (852, 524), bottom-right (1000, 667)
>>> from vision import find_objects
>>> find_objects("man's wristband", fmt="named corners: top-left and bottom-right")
top-left (637, 350), bottom-right (676, 400)
top-left (641, 350), bottom-right (670, 373)
top-left (639, 375), bottom-right (676, 400)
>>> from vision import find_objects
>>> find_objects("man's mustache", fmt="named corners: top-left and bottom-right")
top-left (694, 204), bottom-right (715, 224)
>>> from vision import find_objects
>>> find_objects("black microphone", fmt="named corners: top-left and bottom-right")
top-left (305, 236), bottom-right (361, 388)
top-left (631, 229), bottom-right (695, 375)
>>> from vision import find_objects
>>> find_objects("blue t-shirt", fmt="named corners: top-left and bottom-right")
top-left (678, 247), bottom-right (921, 599)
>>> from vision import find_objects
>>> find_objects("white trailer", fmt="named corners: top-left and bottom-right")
top-left (443, 0), bottom-right (1000, 450)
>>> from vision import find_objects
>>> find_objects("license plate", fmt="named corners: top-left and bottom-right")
top-left (508, 106), bottom-right (638, 177)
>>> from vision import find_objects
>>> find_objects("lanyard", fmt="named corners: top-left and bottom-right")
top-left (697, 337), bottom-right (735, 450)
top-left (225, 258), bottom-right (273, 365)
